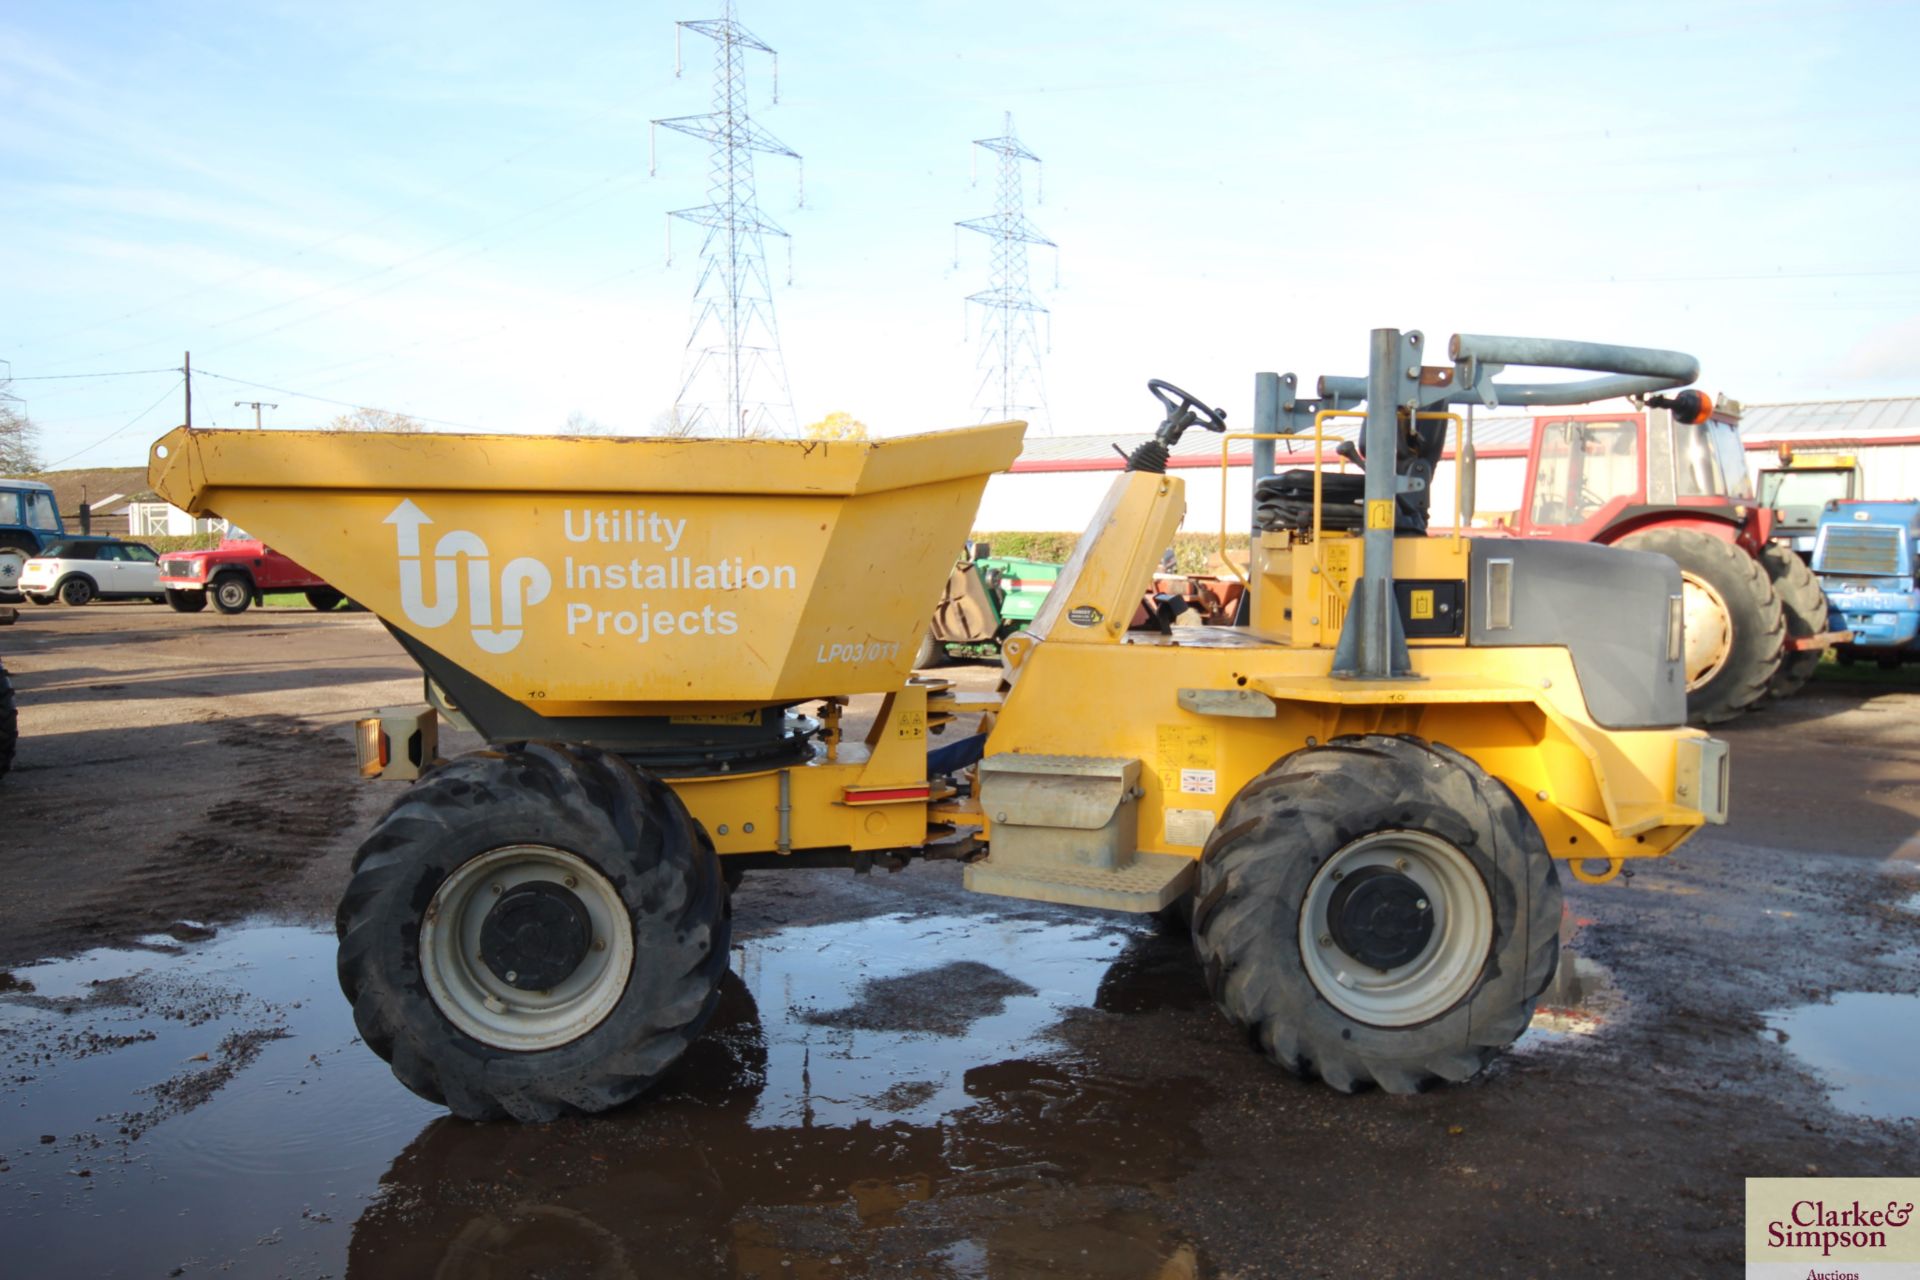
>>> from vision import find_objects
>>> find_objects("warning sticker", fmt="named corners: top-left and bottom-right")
top-left (1179, 769), bottom-right (1216, 795)
top-left (1366, 498), bottom-right (1395, 530)
top-left (1156, 724), bottom-right (1215, 796)
top-left (1164, 808), bottom-right (1218, 847)
top-left (1409, 588), bottom-right (1434, 620)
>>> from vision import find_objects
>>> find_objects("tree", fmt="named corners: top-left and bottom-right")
top-left (802, 411), bottom-right (868, 442)
top-left (563, 410), bottom-right (613, 436)
top-left (649, 407), bottom-right (701, 439)
top-left (0, 403), bottom-right (42, 475)
top-left (330, 406), bottom-right (424, 433)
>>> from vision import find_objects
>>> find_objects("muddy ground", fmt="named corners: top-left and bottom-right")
top-left (0, 604), bottom-right (1916, 1278)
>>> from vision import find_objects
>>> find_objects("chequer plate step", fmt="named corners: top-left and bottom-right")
top-left (963, 851), bottom-right (1195, 914)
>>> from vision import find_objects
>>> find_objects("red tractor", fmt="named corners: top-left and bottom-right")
top-left (1482, 391), bottom-right (1831, 723)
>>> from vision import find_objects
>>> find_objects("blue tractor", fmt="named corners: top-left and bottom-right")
top-left (0, 478), bottom-right (66, 602)
top-left (1814, 499), bottom-right (1920, 669)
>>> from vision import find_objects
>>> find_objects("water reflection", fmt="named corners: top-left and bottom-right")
top-left (346, 918), bottom-right (1215, 1277)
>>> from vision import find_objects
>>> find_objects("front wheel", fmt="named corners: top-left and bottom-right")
top-left (336, 742), bottom-right (729, 1121)
top-left (1193, 734), bottom-right (1560, 1094)
top-left (210, 575), bottom-right (253, 614)
top-left (165, 589), bottom-right (208, 613)
top-left (305, 587), bottom-right (344, 611)
top-left (1615, 527), bottom-right (1783, 725)
top-left (58, 577), bottom-right (95, 607)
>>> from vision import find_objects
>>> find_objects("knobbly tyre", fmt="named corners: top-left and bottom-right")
top-left (147, 328), bottom-right (1729, 1122)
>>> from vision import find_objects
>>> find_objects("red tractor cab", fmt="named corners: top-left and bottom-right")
top-left (1501, 392), bottom-right (1830, 723)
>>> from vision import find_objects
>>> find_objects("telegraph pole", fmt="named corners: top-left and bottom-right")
top-left (183, 351), bottom-right (192, 428)
top-left (233, 400), bottom-right (277, 429)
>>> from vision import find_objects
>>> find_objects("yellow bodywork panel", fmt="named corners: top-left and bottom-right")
top-left (991, 468), bottom-right (1715, 871)
top-left (990, 636), bottom-right (1710, 868)
top-left (148, 423), bottom-right (1025, 710)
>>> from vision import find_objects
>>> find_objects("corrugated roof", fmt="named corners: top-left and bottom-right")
top-left (1013, 396), bottom-right (1920, 467)
top-left (1738, 398), bottom-right (1920, 442)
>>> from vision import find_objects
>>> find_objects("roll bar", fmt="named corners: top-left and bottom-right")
top-left (1316, 333), bottom-right (1699, 409)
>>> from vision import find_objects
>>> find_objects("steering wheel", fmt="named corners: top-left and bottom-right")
top-left (1147, 379), bottom-right (1228, 434)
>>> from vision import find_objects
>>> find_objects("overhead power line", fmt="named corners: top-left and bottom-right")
top-left (41, 379), bottom-right (184, 470)
top-left (9, 367), bottom-right (181, 381)
top-left (192, 369), bottom-right (485, 431)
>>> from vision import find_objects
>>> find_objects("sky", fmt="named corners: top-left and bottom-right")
top-left (2, 0), bottom-right (1917, 470)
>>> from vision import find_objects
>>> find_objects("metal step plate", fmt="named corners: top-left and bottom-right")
top-left (964, 850), bottom-right (1195, 914)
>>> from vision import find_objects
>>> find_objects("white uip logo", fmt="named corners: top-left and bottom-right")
top-left (385, 499), bottom-right (551, 654)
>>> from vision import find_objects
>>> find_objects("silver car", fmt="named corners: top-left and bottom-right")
top-left (18, 538), bottom-right (166, 607)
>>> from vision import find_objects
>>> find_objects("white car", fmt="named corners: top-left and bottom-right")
top-left (19, 538), bottom-right (166, 607)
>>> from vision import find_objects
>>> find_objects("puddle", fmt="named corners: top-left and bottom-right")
top-left (1765, 992), bottom-right (1920, 1122)
top-left (0, 912), bottom-right (1214, 1277)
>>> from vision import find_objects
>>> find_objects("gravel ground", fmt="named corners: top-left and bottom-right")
top-left (0, 603), bottom-right (1914, 1278)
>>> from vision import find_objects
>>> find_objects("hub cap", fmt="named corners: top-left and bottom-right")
top-left (0, 550), bottom-right (23, 591)
top-left (1678, 571), bottom-right (1733, 690)
top-left (1299, 830), bottom-right (1493, 1027)
top-left (421, 845), bottom-right (634, 1051)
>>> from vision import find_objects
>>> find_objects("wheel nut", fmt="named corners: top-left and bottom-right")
top-left (1318, 934), bottom-right (1332, 947)
top-left (1331, 870), bottom-right (1344, 882)
top-left (592, 938), bottom-right (606, 952)
top-left (1395, 858), bottom-right (1408, 871)
top-left (505, 970), bottom-right (518, 983)
top-left (563, 875), bottom-right (578, 889)
top-left (491, 883), bottom-right (503, 895)
top-left (1416, 898), bottom-right (1429, 911)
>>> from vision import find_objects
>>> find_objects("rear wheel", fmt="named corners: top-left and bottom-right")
top-left (306, 587), bottom-right (344, 611)
top-left (27, 594), bottom-right (53, 607)
top-left (0, 657), bottom-right (14, 782)
top-left (57, 577), bottom-right (95, 607)
top-left (1760, 543), bottom-right (1828, 700)
top-left (165, 589), bottom-right (208, 613)
top-left (210, 575), bottom-right (253, 614)
top-left (913, 632), bottom-right (949, 669)
top-left (1193, 734), bottom-right (1560, 1094)
top-left (1615, 527), bottom-right (1783, 725)
top-left (336, 742), bottom-right (729, 1121)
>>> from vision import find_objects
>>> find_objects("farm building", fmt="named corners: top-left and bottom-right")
top-left (972, 395), bottom-right (1920, 536)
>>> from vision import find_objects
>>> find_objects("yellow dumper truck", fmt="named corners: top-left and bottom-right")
top-left (149, 329), bottom-right (1727, 1121)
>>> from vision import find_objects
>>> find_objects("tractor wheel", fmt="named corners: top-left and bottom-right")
top-left (336, 742), bottom-right (729, 1121)
top-left (1193, 734), bottom-right (1560, 1094)
top-left (165, 589), bottom-right (208, 613)
top-left (0, 541), bottom-right (31, 599)
top-left (58, 577), bottom-right (95, 607)
top-left (305, 587), bottom-right (344, 612)
top-left (0, 657), bottom-right (14, 782)
top-left (1615, 527), bottom-right (1783, 725)
top-left (1760, 543), bottom-right (1828, 700)
top-left (210, 575), bottom-right (253, 614)
top-left (913, 632), bottom-right (949, 669)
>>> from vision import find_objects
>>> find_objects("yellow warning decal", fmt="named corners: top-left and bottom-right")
top-left (670, 711), bottom-right (760, 726)
top-left (1410, 589), bottom-right (1434, 620)
top-left (1156, 723), bottom-right (1216, 797)
top-left (1366, 499), bottom-right (1395, 530)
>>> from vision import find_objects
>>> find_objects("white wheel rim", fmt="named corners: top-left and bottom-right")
top-left (1678, 571), bottom-right (1733, 690)
top-left (1298, 830), bottom-right (1494, 1027)
top-left (0, 551), bottom-right (22, 590)
top-left (420, 845), bottom-right (634, 1052)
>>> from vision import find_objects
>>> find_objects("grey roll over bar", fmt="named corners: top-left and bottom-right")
top-left (1317, 333), bottom-right (1699, 409)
